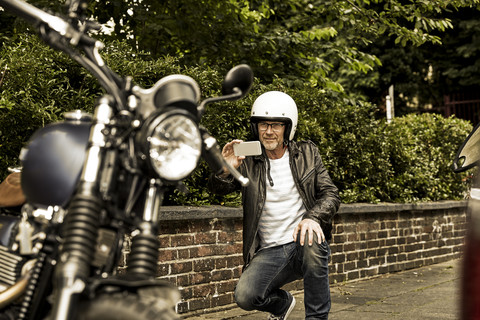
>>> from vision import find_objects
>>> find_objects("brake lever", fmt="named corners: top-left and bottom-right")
top-left (223, 159), bottom-right (250, 187)
top-left (201, 130), bottom-right (249, 187)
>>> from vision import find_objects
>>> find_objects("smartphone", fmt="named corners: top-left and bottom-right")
top-left (233, 141), bottom-right (262, 157)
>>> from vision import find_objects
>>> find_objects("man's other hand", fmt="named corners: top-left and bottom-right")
top-left (293, 218), bottom-right (325, 246)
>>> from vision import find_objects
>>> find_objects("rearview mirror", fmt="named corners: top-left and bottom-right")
top-left (453, 123), bottom-right (480, 172)
top-left (222, 64), bottom-right (254, 99)
top-left (197, 64), bottom-right (254, 117)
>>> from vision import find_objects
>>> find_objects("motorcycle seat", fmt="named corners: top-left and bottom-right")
top-left (0, 172), bottom-right (26, 207)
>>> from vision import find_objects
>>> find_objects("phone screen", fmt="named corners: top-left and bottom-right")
top-left (233, 141), bottom-right (262, 157)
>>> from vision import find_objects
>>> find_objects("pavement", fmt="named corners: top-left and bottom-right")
top-left (184, 259), bottom-right (462, 319)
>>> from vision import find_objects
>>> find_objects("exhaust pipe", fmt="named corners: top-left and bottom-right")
top-left (0, 272), bottom-right (30, 309)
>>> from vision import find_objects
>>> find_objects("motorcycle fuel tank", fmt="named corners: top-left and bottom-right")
top-left (20, 113), bottom-right (91, 208)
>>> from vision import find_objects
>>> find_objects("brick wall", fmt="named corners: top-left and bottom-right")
top-left (131, 201), bottom-right (467, 315)
top-left (328, 202), bottom-right (466, 284)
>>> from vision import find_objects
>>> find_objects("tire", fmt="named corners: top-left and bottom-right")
top-left (0, 306), bottom-right (19, 320)
top-left (77, 290), bottom-right (180, 320)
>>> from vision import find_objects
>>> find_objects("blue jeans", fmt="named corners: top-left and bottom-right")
top-left (235, 233), bottom-right (331, 319)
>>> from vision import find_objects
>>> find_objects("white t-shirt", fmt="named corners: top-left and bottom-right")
top-left (258, 149), bottom-right (306, 249)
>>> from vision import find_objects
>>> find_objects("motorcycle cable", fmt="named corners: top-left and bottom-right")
top-left (39, 25), bottom-right (127, 111)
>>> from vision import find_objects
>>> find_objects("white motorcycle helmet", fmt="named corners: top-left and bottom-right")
top-left (250, 91), bottom-right (298, 142)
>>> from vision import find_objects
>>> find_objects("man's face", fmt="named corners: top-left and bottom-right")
top-left (258, 121), bottom-right (286, 151)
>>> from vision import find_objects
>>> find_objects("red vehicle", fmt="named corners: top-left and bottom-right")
top-left (453, 123), bottom-right (480, 319)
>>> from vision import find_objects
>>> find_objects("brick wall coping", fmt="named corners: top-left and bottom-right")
top-left (158, 200), bottom-right (468, 221)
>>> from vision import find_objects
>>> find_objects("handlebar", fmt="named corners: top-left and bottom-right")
top-left (0, 0), bottom-right (62, 26)
top-left (202, 131), bottom-right (249, 187)
top-left (0, 0), bottom-right (95, 46)
top-left (0, 0), bottom-right (128, 110)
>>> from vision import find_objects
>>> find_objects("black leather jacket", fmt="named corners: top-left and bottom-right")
top-left (208, 140), bottom-right (341, 265)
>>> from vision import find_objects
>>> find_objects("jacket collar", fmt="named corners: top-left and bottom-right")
top-left (288, 140), bottom-right (300, 156)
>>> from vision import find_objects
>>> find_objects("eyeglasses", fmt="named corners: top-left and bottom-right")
top-left (258, 122), bottom-right (285, 132)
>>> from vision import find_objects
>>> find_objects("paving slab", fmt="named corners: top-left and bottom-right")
top-left (184, 259), bottom-right (461, 319)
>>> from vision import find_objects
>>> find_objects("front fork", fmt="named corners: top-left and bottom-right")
top-left (51, 96), bottom-right (114, 320)
top-left (126, 179), bottom-right (163, 277)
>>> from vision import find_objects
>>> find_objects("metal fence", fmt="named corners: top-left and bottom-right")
top-left (443, 92), bottom-right (480, 125)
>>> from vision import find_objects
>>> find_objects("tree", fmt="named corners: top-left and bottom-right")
top-left (2, 0), bottom-right (477, 92)
top-left (429, 8), bottom-right (480, 93)
top-left (341, 6), bottom-right (480, 116)
top-left (86, 0), bottom-right (479, 92)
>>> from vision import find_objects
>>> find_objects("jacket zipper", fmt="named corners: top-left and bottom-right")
top-left (300, 167), bottom-right (315, 185)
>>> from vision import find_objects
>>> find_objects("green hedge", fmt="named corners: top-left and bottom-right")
top-left (0, 35), bottom-right (224, 177)
top-left (0, 35), bottom-right (473, 205)
top-left (180, 83), bottom-right (473, 205)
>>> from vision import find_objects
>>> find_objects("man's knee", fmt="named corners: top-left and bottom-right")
top-left (296, 233), bottom-right (330, 264)
top-left (295, 230), bottom-right (322, 245)
top-left (234, 282), bottom-right (257, 311)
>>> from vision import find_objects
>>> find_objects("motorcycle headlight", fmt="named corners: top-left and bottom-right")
top-left (144, 111), bottom-right (202, 181)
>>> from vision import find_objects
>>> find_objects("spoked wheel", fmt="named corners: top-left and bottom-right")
top-left (77, 289), bottom-right (180, 320)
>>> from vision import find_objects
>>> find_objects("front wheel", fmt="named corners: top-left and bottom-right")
top-left (77, 291), bottom-right (180, 320)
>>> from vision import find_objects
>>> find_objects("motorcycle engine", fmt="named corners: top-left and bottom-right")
top-left (0, 213), bottom-right (32, 291)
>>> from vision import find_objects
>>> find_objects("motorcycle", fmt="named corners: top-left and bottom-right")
top-left (0, 0), bottom-right (253, 319)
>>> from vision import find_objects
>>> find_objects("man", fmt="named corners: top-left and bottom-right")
top-left (208, 91), bottom-right (340, 320)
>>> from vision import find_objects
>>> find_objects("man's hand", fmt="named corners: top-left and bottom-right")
top-left (293, 218), bottom-right (325, 246)
top-left (219, 140), bottom-right (245, 177)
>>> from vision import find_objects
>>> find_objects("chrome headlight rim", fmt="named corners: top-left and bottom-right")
top-left (141, 109), bottom-right (202, 182)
